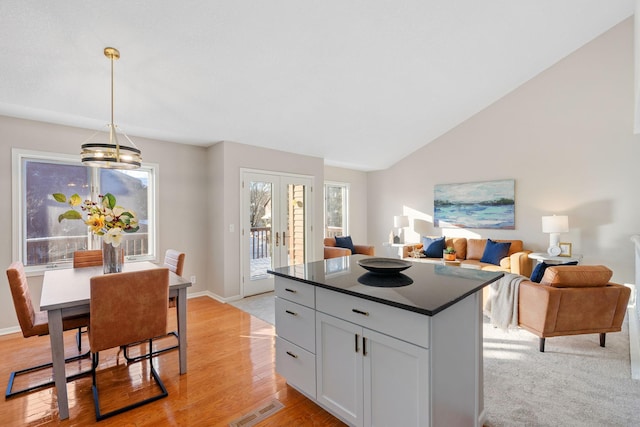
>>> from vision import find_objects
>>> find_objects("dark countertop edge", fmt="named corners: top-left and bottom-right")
top-left (268, 269), bottom-right (504, 317)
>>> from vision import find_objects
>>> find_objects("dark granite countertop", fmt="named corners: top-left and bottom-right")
top-left (268, 255), bottom-right (504, 316)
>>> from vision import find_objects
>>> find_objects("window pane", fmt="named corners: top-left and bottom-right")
top-left (324, 183), bottom-right (347, 237)
top-left (25, 160), bottom-right (90, 266)
top-left (100, 169), bottom-right (151, 257)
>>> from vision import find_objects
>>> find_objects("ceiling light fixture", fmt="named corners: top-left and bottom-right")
top-left (81, 47), bottom-right (142, 169)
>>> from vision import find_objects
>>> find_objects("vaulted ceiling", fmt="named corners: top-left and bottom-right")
top-left (0, 1), bottom-right (634, 170)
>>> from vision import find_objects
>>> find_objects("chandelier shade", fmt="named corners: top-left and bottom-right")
top-left (81, 47), bottom-right (142, 169)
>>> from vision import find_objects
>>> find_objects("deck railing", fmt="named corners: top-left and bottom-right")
top-left (250, 227), bottom-right (271, 259)
top-left (25, 233), bottom-right (149, 266)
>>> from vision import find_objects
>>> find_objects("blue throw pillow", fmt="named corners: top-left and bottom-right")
top-left (530, 261), bottom-right (578, 283)
top-left (480, 239), bottom-right (511, 266)
top-left (421, 236), bottom-right (446, 258)
top-left (334, 236), bottom-right (355, 253)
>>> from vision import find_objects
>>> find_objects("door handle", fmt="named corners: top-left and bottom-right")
top-left (282, 231), bottom-right (286, 245)
top-left (275, 231), bottom-right (279, 247)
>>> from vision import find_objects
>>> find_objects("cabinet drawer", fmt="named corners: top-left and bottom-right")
top-left (275, 277), bottom-right (315, 308)
top-left (316, 287), bottom-right (430, 348)
top-left (275, 297), bottom-right (315, 353)
top-left (276, 337), bottom-right (316, 399)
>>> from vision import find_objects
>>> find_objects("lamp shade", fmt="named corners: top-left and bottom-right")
top-left (394, 215), bottom-right (409, 228)
top-left (541, 215), bottom-right (568, 233)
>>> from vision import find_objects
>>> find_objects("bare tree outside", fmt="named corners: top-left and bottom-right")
top-left (250, 182), bottom-right (272, 227)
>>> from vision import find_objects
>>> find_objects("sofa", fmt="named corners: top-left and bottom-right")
top-left (402, 237), bottom-right (533, 276)
top-left (518, 265), bottom-right (631, 352)
top-left (324, 237), bottom-right (375, 259)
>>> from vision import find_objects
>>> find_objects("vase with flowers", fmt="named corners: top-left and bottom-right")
top-left (53, 192), bottom-right (139, 274)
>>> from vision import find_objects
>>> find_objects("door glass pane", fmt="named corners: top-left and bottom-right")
top-left (100, 169), bottom-right (151, 257)
top-left (25, 160), bottom-right (90, 266)
top-left (286, 184), bottom-right (306, 266)
top-left (249, 181), bottom-right (272, 279)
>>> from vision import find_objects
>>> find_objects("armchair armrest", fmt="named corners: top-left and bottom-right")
top-left (324, 246), bottom-right (350, 259)
top-left (518, 281), bottom-right (561, 336)
top-left (509, 250), bottom-right (533, 276)
top-left (354, 244), bottom-right (375, 256)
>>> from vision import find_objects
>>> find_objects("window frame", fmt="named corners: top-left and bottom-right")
top-left (323, 181), bottom-right (350, 238)
top-left (12, 148), bottom-right (159, 275)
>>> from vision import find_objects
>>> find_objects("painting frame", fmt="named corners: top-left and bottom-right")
top-left (434, 179), bottom-right (515, 229)
top-left (559, 242), bottom-right (572, 257)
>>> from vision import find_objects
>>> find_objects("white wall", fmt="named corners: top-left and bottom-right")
top-left (0, 115), bottom-right (209, 331)
top-left (368, 17), bottom-right (640, 285)
top-left (207, 141), bottom-right (325, 300)
top-left (324, 165), bottom-right (369, 245)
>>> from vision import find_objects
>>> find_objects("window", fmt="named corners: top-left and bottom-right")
top-left (12, 149), bottom-right (158, 273)
top-left (324, 182), bottom-right (349, 238)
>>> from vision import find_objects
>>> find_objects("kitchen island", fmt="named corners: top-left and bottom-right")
top-left (269, 255), bottom-right (503, 427)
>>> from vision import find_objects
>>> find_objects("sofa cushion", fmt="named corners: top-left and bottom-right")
top-left (334, 236), bottom-right (355, 253)
top-left (466, 239), bottom-right (486, 260)
top-left (447, 237), bottom-right (468, 260)
top-left (421, 236), bottom-right (446, 258)
top-left (530, 261), bottom-right (578, 283)
top-left (540, 265), bottom-right (613, 288)
top-left (480, 239), bottom-right (511, 265)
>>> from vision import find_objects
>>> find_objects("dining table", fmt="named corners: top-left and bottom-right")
top-left (40, 261), bottom-right (192, 420)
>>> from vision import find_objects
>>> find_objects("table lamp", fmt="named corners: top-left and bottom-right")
top-left (541, 215), bottom-right (568, 256)
top-left (393, 215), bottom-right (409, 244)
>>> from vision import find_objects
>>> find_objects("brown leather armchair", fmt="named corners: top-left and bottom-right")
top-left (518, 265), bottom-right (630, 352)
top-left (324, 237), bottom-right (375, 259)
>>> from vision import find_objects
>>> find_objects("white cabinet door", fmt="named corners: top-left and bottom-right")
top-left (363, 328), bottom-right (429, 427)
top-left (316, 312), bottom-right (364, 427)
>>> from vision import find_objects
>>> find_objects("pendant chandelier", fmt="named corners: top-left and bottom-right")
top-left (81, 47), bottom-right (142, 169)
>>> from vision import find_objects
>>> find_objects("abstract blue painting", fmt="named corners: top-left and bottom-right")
top-left (434, 179), bottom-right (515, 229)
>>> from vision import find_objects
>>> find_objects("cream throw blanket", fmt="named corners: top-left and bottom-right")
top-left (484, 273), bottom-right (527, 330)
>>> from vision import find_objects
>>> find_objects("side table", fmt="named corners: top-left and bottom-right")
top-left (528, 252), bottom-right (583, 265)
top-left (382, 242), bottom-right (419, 259)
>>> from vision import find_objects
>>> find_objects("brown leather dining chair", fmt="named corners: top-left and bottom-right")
top-left (72, 249), bottom-right (105, 352)
top-left (124, 249), bottom-right (186, 361)
top-left (5, 261), bottom-right (90, 398)
top-left (89, 268), bottom-right (170, 420)
top-left (73, 249), bottom-right (103, 268)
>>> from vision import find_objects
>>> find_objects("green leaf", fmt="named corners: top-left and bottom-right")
top-left (103, 193), bottom-right (116, 210)
top-left (58, 210), bottom-right (83, 222)
top-left (52, 193), bottom-right (67, 203)
top-left (124, 226), bottom-right (140, 233)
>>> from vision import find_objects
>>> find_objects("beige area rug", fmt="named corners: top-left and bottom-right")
top-left (228, 292), bottom-right (275, 325)
top-left (228, 399), bottom-right (284, 427)
top-left (483, 317), bottom-right (640, 426)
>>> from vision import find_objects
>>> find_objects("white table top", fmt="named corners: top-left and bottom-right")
top-left (528, 252), bottom-right (583, 264)
top-left (41, 261), bottom-right (191, 311)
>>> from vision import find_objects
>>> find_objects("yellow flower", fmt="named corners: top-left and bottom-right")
top-left (85, 213), bottom-right (106, 234)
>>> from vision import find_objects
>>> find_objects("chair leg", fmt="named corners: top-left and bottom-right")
top-left (123, 332), bottom-right (179, 362)
top-left (92, 340), bottom-right (168, 421)
top-left (5, 350), bottom-right (91, 398)
top-left (539, 337), bottom-right (545, 352)
top-left (600, 333), bottom-right (606, 347)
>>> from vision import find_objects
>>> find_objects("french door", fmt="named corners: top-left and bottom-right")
top-left (241, 170), bottom-right (313, 296)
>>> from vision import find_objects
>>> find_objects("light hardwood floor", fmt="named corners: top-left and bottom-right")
top-left (0, 296), bottom-right (346, 426)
